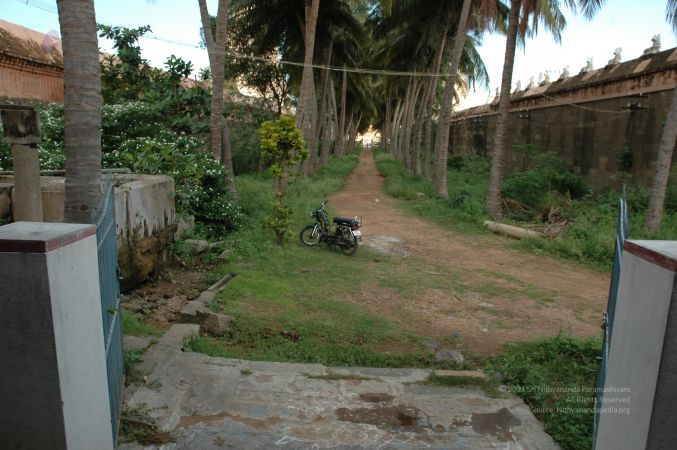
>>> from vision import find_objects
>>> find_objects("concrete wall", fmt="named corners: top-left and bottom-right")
top-left (0, 222), bottom-right (114, 450)
top-left (595, 240), bottom-right (677, 449)
top-left (0, 173), bottom-right (176, 288)
top-left (450, 48), bottom-right (677, 188)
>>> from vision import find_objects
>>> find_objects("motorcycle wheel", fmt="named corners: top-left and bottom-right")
top-left (339, 229), bottom-right (358, 256)
top-left (300, 224), bottom-right (320, 246)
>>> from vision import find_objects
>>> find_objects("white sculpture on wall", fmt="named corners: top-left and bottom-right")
top-left (559, 65), bottom-right (570, 80)
top-left (608, 47), bottom-right (622, 65)
top-left (580, 58), bottom-right (593, 74)
top-left (643, 35), bottom-right (661, 55)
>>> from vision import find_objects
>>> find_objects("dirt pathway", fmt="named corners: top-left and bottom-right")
top-left (330, 151), bottom-right (609, 354)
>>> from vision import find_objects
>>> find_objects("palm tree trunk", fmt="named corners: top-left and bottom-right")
top-left (221, 121), bottom-right (239, 202)
top-left (354, 113), bottom-right (363, 151)
top-left (432, 0), bottom-right (472, 198)
top-left (400, 78), bottom-right (414, 164)
top-left (485, 0), bottom-right (520, 217)
top-left (297, 0), bottom-right (320, 174)
top-left (391, 97), bottom-right (404, 161)
top-left (343, 110), bottom-right (355, 155)
top-left (57, 0), bottom-right (101, 223)
top-left (645, 86), bottom-right (677, 233)
top-left (316, 39), bottom-right (333, 168)
top-left (384, 91), bottom-right (392, 152)
top-left (198, 0), bottom-right (229, 162)
top-left (406, 79), bottom-right (423, 172)
top-left (423, 28), bottom-right (449, 178)
top-left (322, 75), bottom-right (338, 160)
top-left (337, 69), bottom-right (348, 156)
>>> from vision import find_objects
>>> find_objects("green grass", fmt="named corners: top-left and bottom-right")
top-left (419, 373), bottom-right (503, 398)
top-left (121, 309), bottom-right (162, 337)
top-left (375, 152), bottom-right (487, 234)
top-left (183, 155), bottom-right (469, 369)
top-left (487, 336), bottom-right (601, 450)
top-left (374, 151), bottom-right (677, 270)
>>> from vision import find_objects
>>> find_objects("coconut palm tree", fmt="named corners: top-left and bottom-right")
top-left (431, 0), bottom-right (474, 197)
top-left (231, 0), bottom-right (362, 170)
top-left (485, 0), bottom-right (604, 217)
top-left (56, 0), bottom-right (102, 223)
top-left (198, 0), bottom-right (239, 201)
top-left (645, 0), bottom-right (677, 233)
top-left (371, 0), bottom-right (493, 179)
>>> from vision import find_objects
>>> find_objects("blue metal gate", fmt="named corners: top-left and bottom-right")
top-left (95, 176), bottom-right (124, 444)
top-left (593, 189), bottom-right (629, 443)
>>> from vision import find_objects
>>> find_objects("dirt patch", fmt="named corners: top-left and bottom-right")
top-left (122, 256), bottom-right (215, 330)
top-left (359, 393), bottom-right (394, 404)
top-left (330, 152), bottom-right (610, 355)
top-left (471, 407), bottom-right (521, 441)
top-left (335, 405), bottom-right (427, 430)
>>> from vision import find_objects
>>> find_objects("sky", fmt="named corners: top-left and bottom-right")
top-left (2, 0), bottom-right (675, 110)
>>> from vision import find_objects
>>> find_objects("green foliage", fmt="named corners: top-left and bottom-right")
top-left (259, 115), bottom-right (307, 179)
top-left (105, 129), bottom-right (241, 235)
top-left (488, 336), bottom-right (601, 450)
top-left (97, 24), bottom-right (154, 103)
top-left (225, 101), bottom-right (276, 174)
top-left (121, 309), bottom-right (162, 337)
top-left (375, 151), bottom-right (488, 233)
top-left (501, 152), bottom-right (590, 220)
top-left (36, 103), bottom-right (241, 236)
top-left (259, 115), bottom-right (308, 244)
top-left (376, 149), bottom-right (677, 269)
top-left (0, 127), bottom-right (11, 171)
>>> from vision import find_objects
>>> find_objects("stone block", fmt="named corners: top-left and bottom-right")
top-left (180, 300), bottom-right (209, 323)
top-left (123, 335), bottom-right (152, 352)
top-left (202, 312), bottom-right (233, 336)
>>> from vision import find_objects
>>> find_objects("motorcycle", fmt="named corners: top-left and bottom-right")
top-left (299, 200), bottom-right (362, 255)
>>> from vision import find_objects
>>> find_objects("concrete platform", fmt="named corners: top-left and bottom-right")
top-left (121, 324), bottom-right (558, 449)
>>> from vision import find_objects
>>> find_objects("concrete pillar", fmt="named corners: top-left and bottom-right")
top-left (0, 222), bottom-right (114, 450)
top-left (11, 143), bottom-right (43, 221)
top-left (595, 240), bottom-right (677, 449)
top-left (1, 106), bottom-right (43, 221)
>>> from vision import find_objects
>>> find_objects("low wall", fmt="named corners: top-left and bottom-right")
top-left (0, 173), bottom-right (176, 289)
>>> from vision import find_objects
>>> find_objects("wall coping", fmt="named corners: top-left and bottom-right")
top-left (0, 221), bottom-right (95, 253)
top-left (624, 240), bottom-right (677, 273)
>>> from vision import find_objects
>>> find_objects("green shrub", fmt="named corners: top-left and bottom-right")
top-left (37, 103), bottom-right (241, 237)
top-left (502, 152), bottom-right (589, 218)
top-left (259, 115), bottom-right (307, 244)
top-left (0, 127), bottom-right (11, 171)
top-left (106, 130), bottom-right (241, 236)
top-left (488, 336), bottom-right (601, 450)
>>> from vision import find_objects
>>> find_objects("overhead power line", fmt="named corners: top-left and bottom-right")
top-left (14, 0), bottom-right (452, 78)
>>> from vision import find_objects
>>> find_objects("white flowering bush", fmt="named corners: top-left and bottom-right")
top-left (37, 102), bottom-right (241, 236)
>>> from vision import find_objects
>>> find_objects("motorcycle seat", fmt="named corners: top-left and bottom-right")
top-left (333, 216), bottom-right (356, 225)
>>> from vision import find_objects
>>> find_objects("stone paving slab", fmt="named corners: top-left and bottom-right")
top-left (120, 325), bottom-right (558, 450)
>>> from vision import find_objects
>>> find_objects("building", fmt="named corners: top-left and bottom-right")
top-left (0, 19), bottom-right (64, 104)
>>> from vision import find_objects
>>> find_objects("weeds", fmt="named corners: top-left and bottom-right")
top-left (375, 151), bottom-right (677, 269)
top-left (487, 336), bottom-right (601, 450)
top-left (121, 309), bottom-right (162, 337)
top-left (120, 403), bottom-right (173, 445)
top-left (419, 373), bottom-right (503, 398)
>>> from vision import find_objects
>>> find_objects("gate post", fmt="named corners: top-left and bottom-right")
top-left (0, 222), bottom-right (114, 450)
top-left (595, 240), bottom-right (677, 449)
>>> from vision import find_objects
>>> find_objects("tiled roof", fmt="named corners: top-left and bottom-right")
top-left (455, 47), bottom-right (677, 118)
top-left (0, 18), bottom-right (63, 67)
